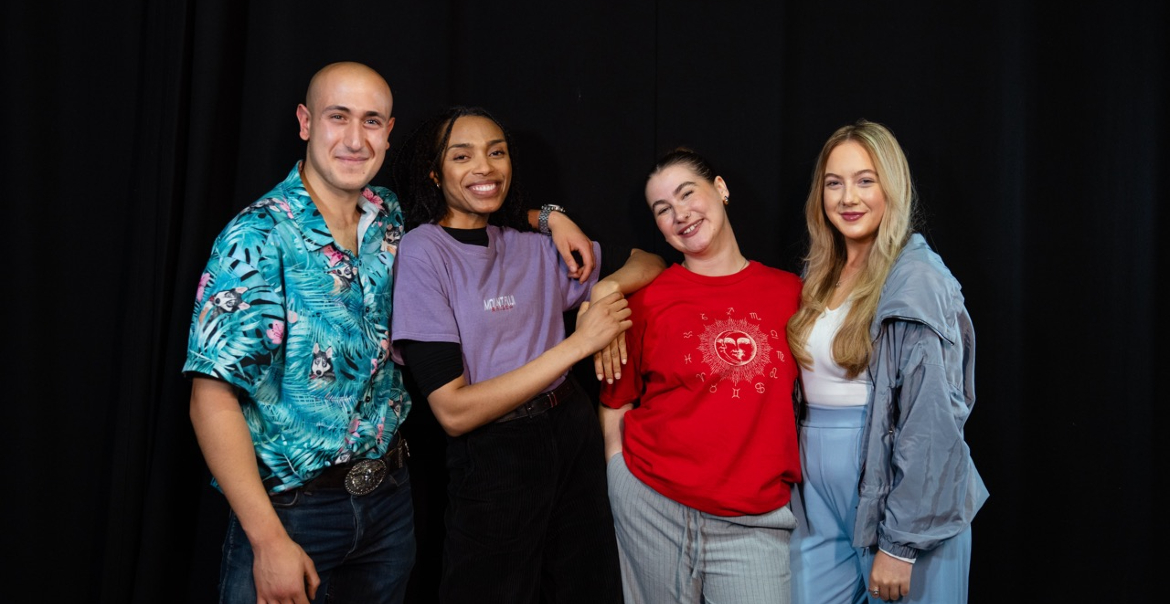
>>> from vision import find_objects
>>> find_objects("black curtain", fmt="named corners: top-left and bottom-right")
top-left (3, 1), bottom-right (1163, 602)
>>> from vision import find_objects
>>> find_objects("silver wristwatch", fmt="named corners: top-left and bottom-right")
top-left (538, 204), bottom-right (567, 235)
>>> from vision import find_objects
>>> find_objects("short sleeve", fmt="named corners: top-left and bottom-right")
top-left (390, 232), bottom-right (462, 357)
top-left (557, 240), bottom-right (602, 311)
top-left (183, 226), bottom-right (286, 394)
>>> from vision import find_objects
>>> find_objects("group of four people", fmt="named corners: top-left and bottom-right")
top-left (184, 61), bottom-right (986, 604)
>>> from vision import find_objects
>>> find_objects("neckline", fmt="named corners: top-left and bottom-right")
top-left (825, 298), bottom-right (852, 313)
top-left (442, 225), bottom-right (489, 247)
top-left (680, 257), bottom-right (751, 278)
top-left (668, 260), bottom-right (756, 285)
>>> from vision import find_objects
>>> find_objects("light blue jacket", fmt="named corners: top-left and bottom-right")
top-left (853, 233), bottom-right (988, 559)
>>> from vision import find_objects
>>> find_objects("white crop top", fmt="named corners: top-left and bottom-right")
top-left (801, 300), bottom-right (869, 407)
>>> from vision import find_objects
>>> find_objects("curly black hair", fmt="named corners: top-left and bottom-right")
top-left (389, 105), bottom-right (528, 231)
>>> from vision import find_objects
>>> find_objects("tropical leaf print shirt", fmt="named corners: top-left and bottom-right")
top-left (183, 165), bottom-right (409, 493)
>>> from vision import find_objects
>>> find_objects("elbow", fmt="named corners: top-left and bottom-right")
top-left (431, 406), bottom-right (473, 438)
top-left (439, 422), bottom-right (470, 438)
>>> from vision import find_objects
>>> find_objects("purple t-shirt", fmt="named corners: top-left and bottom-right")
top-left (391, 224), bottom-right (601, 389)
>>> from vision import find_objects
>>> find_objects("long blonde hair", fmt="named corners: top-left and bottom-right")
top-left (786, 120), bottom-right (918, 378)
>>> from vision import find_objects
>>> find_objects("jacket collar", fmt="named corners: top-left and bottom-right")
top-left (871, 233), bottom-right (964, 345)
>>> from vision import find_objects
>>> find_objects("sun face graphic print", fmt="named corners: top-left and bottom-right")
top-left (698, 313), bottom-right (772, 385)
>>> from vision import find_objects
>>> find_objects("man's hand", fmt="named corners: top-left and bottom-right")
top-left (252, 535), bottom-right (321, 604)
top-left (189, 377), bottom-right (321, 604)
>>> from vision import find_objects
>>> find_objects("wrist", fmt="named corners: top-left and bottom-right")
top-left (562, 329), bottom-right (595, 362)
top-left (244, 516), bottom-right (291, 548)
top-left (591, 279), bottom-right (619, 300)
top-left (539, 204), bottom-right (567, 236)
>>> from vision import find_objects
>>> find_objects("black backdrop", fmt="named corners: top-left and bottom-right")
top-left (3, 1), bottom-right (1164, 602)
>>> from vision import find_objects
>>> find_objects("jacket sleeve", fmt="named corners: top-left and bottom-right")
top-left (877, 321), bottom-right (979, 559)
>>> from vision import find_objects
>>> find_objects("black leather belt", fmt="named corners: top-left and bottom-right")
top-left (272, 434), bottom-right (409, 496)
top-left (495, 377), bottom-right (575, 423)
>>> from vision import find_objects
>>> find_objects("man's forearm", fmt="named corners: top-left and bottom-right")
top-left (189, 377), bottom-right (287, 546)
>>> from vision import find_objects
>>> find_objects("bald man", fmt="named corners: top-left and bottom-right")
top-left (184, 62), bottom-right (598, 604)
top-left (184, 62), bottom-right (415, 604)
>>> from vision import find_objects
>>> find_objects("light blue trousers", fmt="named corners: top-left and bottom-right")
top-left (791, 405), bottom-right (972, 604)
top-left (607, 453), bottom-right (796, 604)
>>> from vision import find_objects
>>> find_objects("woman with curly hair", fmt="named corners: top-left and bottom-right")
top-left (389, 106), bottom-right (664, 603)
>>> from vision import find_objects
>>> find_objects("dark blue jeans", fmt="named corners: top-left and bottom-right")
top-left (219, 464), bottom-right (416, 604)
top-left (439, 378), bottom-right (622, 603)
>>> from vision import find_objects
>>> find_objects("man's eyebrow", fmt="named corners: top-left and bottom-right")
top-left (321, 105), bottom-right (388, 120)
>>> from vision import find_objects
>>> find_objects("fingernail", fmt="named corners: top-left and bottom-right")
top-left (614, 373), bottom-right (621, 380)
top-left (596, 374), bottom-right (604, 381)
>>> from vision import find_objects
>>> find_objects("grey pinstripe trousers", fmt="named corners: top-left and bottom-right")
top-left (606, 453), bottom-right (795, 604)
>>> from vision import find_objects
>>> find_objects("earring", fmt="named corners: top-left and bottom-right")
top-left (723, 195), bottom-right (729, 205)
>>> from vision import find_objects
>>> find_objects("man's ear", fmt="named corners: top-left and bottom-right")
top-left (296, 104), bottom-right (312, 141)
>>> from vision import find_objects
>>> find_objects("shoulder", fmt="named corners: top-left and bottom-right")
top-left (743, 263), bottom-right (803, 305)
top-left (753, 263), bottom-right (802, 288)
top-left (496, 227), bottom-right (560, 262)
top-left (499, 225), bottom-right (546, 246)
top-left (625, 264), bottom-right (680, 306)
top-left (401, 223), bottom-right (441, 244)
top-left (208, 168), bottom-right (311, 258)
top-left (211, 200), bottom-right (288, 252)
top-left (646, 263), bottom-right (689, 288)
top-left (877, 234), bottom-right (967, 341)
top-left (747, 263), bottom-right (802, 312)
top-left (220, 170), bottom-right (309, 240)
top-left (398, 225), bottom-right (447, 261)
top-left (887, 235), bottom-right (962, 300)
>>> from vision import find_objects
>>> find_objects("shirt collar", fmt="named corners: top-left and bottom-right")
top-left (281, 162), bottom-right (388, 251)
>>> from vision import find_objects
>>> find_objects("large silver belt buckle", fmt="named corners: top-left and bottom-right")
top-left (344, 458), bottom-right (387, 496)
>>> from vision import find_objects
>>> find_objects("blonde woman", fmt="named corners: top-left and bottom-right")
top-left (786, 120), bottom-right (987, 603)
